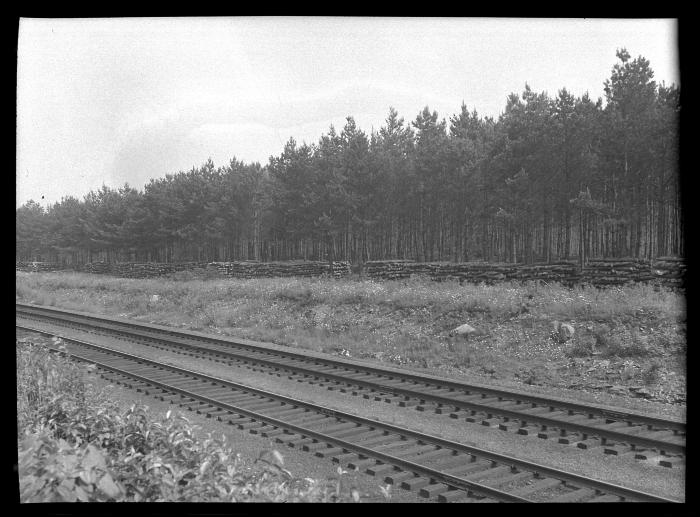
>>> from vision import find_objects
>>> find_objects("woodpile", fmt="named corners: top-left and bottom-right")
top-left (81, 262), bottom-right (112, 275)
top-left (579, 260), bottom-right (650, 286)
top-left (15, 261), bottom-right (64, 273)
top-left (364, 260), bottom-right (572, 284)
top-left (648, 256), bottom-right (686, 289)
top-left (580, 258), bottom-right (684, 288)
top-left (508, 262), bottom-right (580, 285)
top-left (23, 260), bottom-right (353, 279)
top-left (78, 262), bottom-right (210, 278)
top-left (112, 262), bottom-right (188, 278)
top-left (363, 260), bottom-right (414, 280)
top-left (365, 258), bottom-right (685, 289)
top-left (451, 263), bottom-right (515, 283)
top-left (207, 260), bottom-right (351, 278)
top-left (17, 257), bottom-right (683, 288)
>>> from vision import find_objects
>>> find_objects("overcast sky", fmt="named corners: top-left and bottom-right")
top-left (16, 17), bottom-right (679, 208)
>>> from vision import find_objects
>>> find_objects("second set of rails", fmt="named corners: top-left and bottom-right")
top-left (16, 323), bottom-right (679, 503)
top-left (16, 303), bottom-right (685, 468)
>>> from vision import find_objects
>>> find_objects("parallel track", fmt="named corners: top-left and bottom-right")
top-left (16, 302), bottom-right (685, 468)
top-left (16, 326), bottom-right (679, 503)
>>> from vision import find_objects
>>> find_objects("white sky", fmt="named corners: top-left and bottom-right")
top-left (16, 17), bottom-right (679, 208)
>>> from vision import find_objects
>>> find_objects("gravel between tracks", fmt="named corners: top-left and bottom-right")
top-left (17, 321), bottom-right (686, 502)
top-left (19, 307), bottom-right (687, 421)
top-left (84, 371), bottom-right (423, 503)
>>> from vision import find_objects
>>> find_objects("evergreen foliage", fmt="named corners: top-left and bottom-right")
top-left (17, 51), bottom-right (681, 265)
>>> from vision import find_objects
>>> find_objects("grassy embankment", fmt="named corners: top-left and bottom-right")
top-left (16, 271), bottom-right (686, 405)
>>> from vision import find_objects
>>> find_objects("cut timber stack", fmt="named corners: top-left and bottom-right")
top-left (579, 259), bottom-right (649, 286)
top-left (15, 261), bottom-right (64, 273)
top-left (509, 262), bottom-right (579, 285)
top-left (452, 262), bottom-right (514, 283)
top-left (19, 260), bottom-right (349, 279)
top-left (207, 260), bottom-right (351, 278)
top-left (17, 258), bottom-right (683, 288)
top-left (365, 258), bottom-right (685, 289)
top-left (79, 262), bottom-right (210, 278)
top-left (363, 260), bottom-right (415, 280)
top-left (648, 256), bottom-right (686, 289)
top-left (114, 262), bottom-right (171, 278)
top-left (81, 262), bottom-right (111, 275)
top-left (111, 262), bottom-right (209, 278)
top-left (365, 261), bottom-right (518, 284)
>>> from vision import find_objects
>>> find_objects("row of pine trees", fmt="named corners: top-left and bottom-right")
top-left (17, 50), bottom-right (682, 266)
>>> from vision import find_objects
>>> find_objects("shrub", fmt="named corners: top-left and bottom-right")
top-left (18, 428), bottom-right (123, 502)
top-left (598, 328), bottom-right (656, 358)
top-left (16, 339), bottom-right (368, 502)
top-left (16, 338), bottom-right (89, 434)
top-left (641, 361), bottom-right (662, 385)
top-left (564, 336), bottom-right (596, 358)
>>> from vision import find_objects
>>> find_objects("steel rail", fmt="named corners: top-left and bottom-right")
top-left (17, 304), bottom-right (686, 456)
top-left (17, 308), bottom-right (685, 455)
top-left (16, 303), bottom-right (685, 431)
top-left (17, 323), bottom-right (680, 503)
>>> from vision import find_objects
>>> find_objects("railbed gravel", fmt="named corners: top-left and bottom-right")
top-left (16, 322), bottom-right (685, 502)
top-left (21, 307), bottom-right (687, 421)
top-left (85, 373), bottom-right (421, 503)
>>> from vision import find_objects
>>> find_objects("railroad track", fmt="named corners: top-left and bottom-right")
top-left (16, 327), bottom-right (679, 503)
top-left (16, 303), bottom-right (686, 469)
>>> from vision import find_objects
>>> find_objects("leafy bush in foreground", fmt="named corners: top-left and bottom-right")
top-left (17, 340), bottom-right (367, 502)
top-left (17, 338), bottom-right (89, 435)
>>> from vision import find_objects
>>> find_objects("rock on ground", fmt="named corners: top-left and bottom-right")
top-left (451, 323), bottom-right (477, 337)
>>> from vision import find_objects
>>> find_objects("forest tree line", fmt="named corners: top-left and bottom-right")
top-left (17, 50), bottom-right (682, 266)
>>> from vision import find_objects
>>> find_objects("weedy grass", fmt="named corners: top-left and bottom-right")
top-left (537, 282), bottom-right (682, 322)
top-left (16, 271), bottom-right (685, 380)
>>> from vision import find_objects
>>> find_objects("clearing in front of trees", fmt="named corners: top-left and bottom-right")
top-left (16, 271), bottom-right (686, 410)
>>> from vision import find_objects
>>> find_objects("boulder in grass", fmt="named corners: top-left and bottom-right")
top-left (558, 323), bottom-right (575, 342)
top-left (450, 323), bottom-right (478, 337)
top-left (629, 386), bottom-right (653, 399)
top-left (552, 321), bottom-right (575, 342)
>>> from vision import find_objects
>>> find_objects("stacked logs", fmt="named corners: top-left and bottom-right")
top-left (81, 262), bottom-right (112, 275)
top-left (363, 260), bottom-right (425, 280)
top-left (648, 257), bottom-right (686, 289)
top-left (508, 262), bottom-right (580, 285)
top-left (17, 258), bottom-right (683, 288)
top-left (579, 259), bottom-right (651, 286)
top-left (15, 261), bottom-right (64, 273)
top-left (451, 262), bottom-right (516, 283)
top-left (438, 263), bottom-right (513, 283)
top-left (17, 260), bottom-right (350, 279)
top-left (364, 258), bottom-right (685, 288)
top-left (364, 261), bottom-right (576, 284)
top-left (208, 260), bottom-right (351, 278)
top-left (79, 262), bottom-right (210, 278)
top-left (111, 262), bottom-right (209, 278)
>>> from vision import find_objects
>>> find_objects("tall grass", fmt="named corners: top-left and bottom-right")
top-left (16, 272), bottom-right (683, 319)
top-left (16, 272), bottom-right (685, 371)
